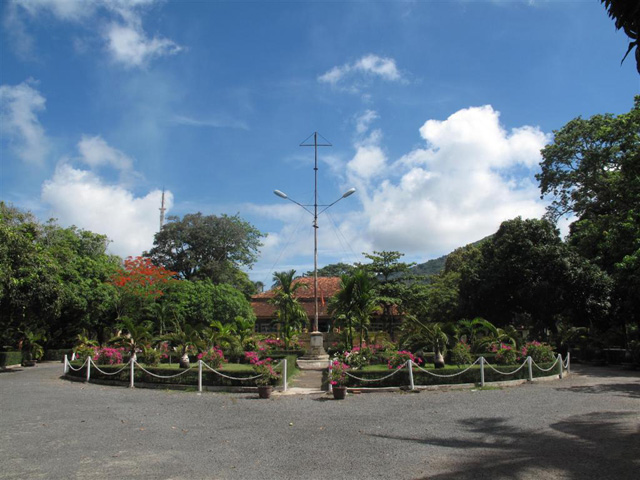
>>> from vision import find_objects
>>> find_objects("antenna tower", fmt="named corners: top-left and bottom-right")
top-left (159, 188), bottom-right (166, 230)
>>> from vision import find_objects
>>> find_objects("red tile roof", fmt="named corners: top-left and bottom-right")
top-left (251, 276), bottom-right (341, 319)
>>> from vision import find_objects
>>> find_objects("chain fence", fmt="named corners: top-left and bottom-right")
top-left (64, 356), bottom-right (288, 392)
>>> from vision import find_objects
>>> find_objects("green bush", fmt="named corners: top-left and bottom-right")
top-left (0, 351), bottom-right (22, 368)
top-left (43, 349), bottom-right (73, 362)
top-left (451, 342), bottom-right (473, 366)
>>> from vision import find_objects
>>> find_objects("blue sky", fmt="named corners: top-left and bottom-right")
top-left (1, 0), bottom-right (638, 284)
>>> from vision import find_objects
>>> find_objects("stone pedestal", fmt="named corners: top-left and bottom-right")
top-left (297, 332), bottom-right (330, 370)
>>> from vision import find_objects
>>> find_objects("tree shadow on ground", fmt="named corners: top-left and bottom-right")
top-left (570, 364), bottom-right (640, 379)
top-left (555, 382), bottom-right (640, 399)
top-left (367, 412), bottom-right (639, 479)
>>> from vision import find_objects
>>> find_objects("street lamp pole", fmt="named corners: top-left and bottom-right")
top-left (274, 132), bottom-right (355, 360)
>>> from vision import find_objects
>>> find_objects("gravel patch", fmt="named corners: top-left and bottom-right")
top-left (1, 362), bottom-right (638, 479)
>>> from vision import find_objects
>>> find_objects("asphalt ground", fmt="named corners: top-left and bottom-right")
top-left (0, 362), bottom-right (638, 480)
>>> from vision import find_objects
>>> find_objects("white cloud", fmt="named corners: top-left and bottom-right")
top-left (318, 54), bottom-right (404, 91)
top-left (77, 135), bottom-right (133, 171)
top-left (104, 21), bottom-right (181, 68)
top-left (348, 105), bottom-right (551, 255)
top-left (0, 79), bottom-right (50, 165)
top-left (41, 163), bottom-right (172, 258)
top-left (355, 110), bottom-right (379, 134)
top-left (5, 0), bottom-right (182, 67)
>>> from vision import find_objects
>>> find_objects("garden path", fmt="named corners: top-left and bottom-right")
top-left (288, 368), bottom-right (324, 392)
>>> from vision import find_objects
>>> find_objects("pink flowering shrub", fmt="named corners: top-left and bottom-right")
top-left (198, 347), bottom-right (226, 368)
top-left (329, 360), bottom-right (350, 387)
top-left (491, 343), bottom-right (518, 365)
top-left (451, 341), bottom-right (473, 365)
top-left (521, 341), bottom-right (554, 363)
top-left (387, 351), bottom-right (422, 370)
top-left (253, 357), bottom-right (279, 386)
top-left (244, 351), bottom-right (260, 364)
top-left (93, 347), bottom-right (124, 365)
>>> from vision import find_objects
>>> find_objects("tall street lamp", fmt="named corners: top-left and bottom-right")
top-left (274, 132), bottom-right (356, 362)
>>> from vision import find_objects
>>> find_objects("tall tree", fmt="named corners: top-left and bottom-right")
top-left (537, 97), bottom-right (640, 340)
top-left (270, 270), bottom-right (308, 349)
top-left (0, 203), bottom-right (63, 347)
top-left (328, 269), bottom-right (380, 350)
top-left (359, 251), bottom-right (416, 335)
top-left (145, 213), bottom-right (264, 292)
top-left (458, 217), bottom-right (612, 338)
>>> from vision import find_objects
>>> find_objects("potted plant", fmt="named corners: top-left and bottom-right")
top-left (253, 357), bottom-right (279, 399)
top-left (329, 360), bottom-right (350, 399)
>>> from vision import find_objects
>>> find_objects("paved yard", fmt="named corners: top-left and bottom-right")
top-left (1, 362), bottom-right (638, 479)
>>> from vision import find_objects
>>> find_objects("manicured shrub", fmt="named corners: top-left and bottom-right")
top-left (451, 341), bottom-right (473, 365)
top-left (522, 341), bottom-right (554, 363)
top-left (491, 343), bottom-right (518, 365)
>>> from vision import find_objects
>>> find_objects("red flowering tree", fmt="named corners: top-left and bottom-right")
top-left (110, 256), bottom-right (176, 322)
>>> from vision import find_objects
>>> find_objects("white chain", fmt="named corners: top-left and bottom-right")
top-left (484, 359), bottom-right (527, 375)
top-left (411, 357), bottom-right (482, 378)
top-left (67, 357), bottom-right (89, 371)
top-left (89, 358), bottom-right (132, 376)
top-left (134, 360), bottom-right (192, 378)
top-left (531, 357), bottom-right (559, 372)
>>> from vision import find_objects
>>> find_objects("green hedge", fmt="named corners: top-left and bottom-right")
top-left (344, 361), bottom-right (561, 388)
top-left (43, 349), bottom-right (73, 362)
top-left (0, 351), bottom-right (22, 368)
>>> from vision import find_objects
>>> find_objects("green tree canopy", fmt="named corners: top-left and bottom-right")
top-left (458, 218), bottom-right (612, 337)
top-left (538, 96), bottom-right (639, 336)
top-left (145, 212), bottom-right (264, 291)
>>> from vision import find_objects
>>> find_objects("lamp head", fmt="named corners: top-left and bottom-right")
top-left (274, 190), bottom-right (288, 199)
top-left (342, 188), bottom-right (356, 198)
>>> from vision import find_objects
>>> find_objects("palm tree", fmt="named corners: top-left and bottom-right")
top-left (269, 270), bottom-right (308, 350)
top-left (110, 317), bottom-right (154, 362)
top-left (329, 270), bottom-right (380, 350)
top-left (162, 321), bottom-right (205, 368)
top-left (233, 316), bottom-right (256, 347)
top-left (400, 317), bottom-right (449, 368)
top-left (203, 320), bottom-right (241, 356)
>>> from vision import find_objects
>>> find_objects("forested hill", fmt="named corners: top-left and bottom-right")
top-left (410, 235), bottom-right (492, 279)
top-left (411, 254), bottom-right (448, 277)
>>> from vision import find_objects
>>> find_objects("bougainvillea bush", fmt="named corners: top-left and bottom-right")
top-left (94, 347), bottom-right (124, 365)
top-left (451, 341), bottom-right (473, 366)
top-left (491, 343), bottom-right (519, 365)
top-left (198, 347), bottom-right (226, 368)
top-left (521, 341), bottom-right (555, 363)
top-left (387, 351), bottom-right (422, 370)
top-left (329, 360), bottom-right (350, 387)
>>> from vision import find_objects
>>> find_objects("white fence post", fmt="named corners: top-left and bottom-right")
top-left (283, 359), bottom-right (288, 392)
top-left (198, 360), bottom-right (203, 393)
top-left (408, 359), bottom-right (415, 390)
top-left (527, 356), bottom-right (533, 382)
top-left (86, 357), bottom-right (91, 382)
top-left (63, 355), bottom-right (69, 374)
top-left (558, 354), bottom-right (563, 379)
top-left (328, 362), bottom-right (333, 394)
top-left (566, 352), bottom-right (571, 375)
top-left (130, 358), bottom-right (135, 388)
top-left (480, 357), bottom-right (485, 387)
